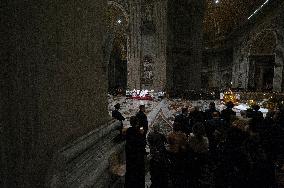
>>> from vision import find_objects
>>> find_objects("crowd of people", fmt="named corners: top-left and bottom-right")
top-left (113, 101), bottom-right (284, 188)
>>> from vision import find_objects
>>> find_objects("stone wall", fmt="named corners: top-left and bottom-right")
top-left (231, 1), bottom-right (284, 91)
top-left (153, 0), bottom-right (168, 91)
top-left (127, 0), bottom-right (167, 91)
top-left (202, 49), bottom-right (233, 89)
top-left (1, 0), bottom-right (109, 187)
top-left (167, 0), bottom-right (206, 94)
top-left (127, 0), bottom-right (142, 89)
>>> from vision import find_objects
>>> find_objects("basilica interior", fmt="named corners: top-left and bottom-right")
top-left (2, 0), bottom-right (284, 187)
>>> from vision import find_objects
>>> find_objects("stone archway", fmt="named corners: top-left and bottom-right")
top-left (107, 1), bottom-right (129, 24)
top-left (246, 29), bottom-right (277, 91)
top-left (105, 1), bottom-right (130, 93)
top-left (232, 23), bottom-right (284, 92)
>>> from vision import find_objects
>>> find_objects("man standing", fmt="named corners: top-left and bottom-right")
top-left (205, 112), bottom-right (225, 153)
top-left (221, 101), bottom-right (236, 126)
top-left (205, 102), bottom-right (219, 120)
top-left (174, 107), bottom-right (191, 135)
top-left (112, 103), bottom-right (125, 135)
top-left (136, 105), bottom-right (148, 135)
top-left (125, 116), bottom-right (146, 188)
top-left (147, 125), bottom-right (168, 188)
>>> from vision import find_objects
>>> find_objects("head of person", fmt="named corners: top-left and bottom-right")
top-left (139, 105), bottom-right (146, 112)
top-left (232, 119), bottom-right (249, 132)
top-left (266, 110), bottom-right (275, 119)
top-left (114, 103), bottom-right (120, 110)
top-left (194, 106), bottom-right (200, 112)
top-left (153, 124), bottom-right (160, 133)
top-left (226, 101), bottom-right (234, 109)
top-left (212, 112), bottom-right (220, 119)
top-left (252, 104), bottom-right (260, 111)
top-left (248, 118), bottom-right (258, 133)
top-left (273, 110), bottom-right (280, 121)
top-left (209, 102), bottom-right (215, 109)
top-left (182, 107), bottom-right (188, 115)
top-left (227, 126), bottom-right (247, 145)
top-left (173, 122), bottom-right (182, 132)
top-left (240, 110), bottom-right (246, 118)
top-left (192, 122), bottom-right (206, 137)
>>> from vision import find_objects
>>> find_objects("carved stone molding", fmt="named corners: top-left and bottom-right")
top-left (46, 121), bottom-right (123, 188)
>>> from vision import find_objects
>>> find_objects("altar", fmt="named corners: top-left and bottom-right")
top-left (126, 89), bottom-right (155, 100)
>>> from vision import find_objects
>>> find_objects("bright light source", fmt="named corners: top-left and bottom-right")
top-left (215, 0), bottom-right (220, 3)
top-left (117, 19), bottom-right (122, 24)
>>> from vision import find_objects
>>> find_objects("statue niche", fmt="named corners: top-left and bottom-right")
top-left (141, 56), bottom-right (154, 89)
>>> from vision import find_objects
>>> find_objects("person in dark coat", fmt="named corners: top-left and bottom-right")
top-left (217, 126), bottom-right (250, 188)
top-left (174, 107), bottom-right (191, 135)
top-left (189, 106), bottom-right (205, 126)
top-left (188, 123), bottom-right (210, 188)
top-left (246, 122), bottom-right (275, 188)
top-left (252, 104), bottom-right (264, 118)
top-left (205, 102), bottom-right (219, 120)
top-left (112, 103), bottom-right (125, 135)
top-left (147, 124), bottom-right (168, 188)
top-left (251, 104), bottom-right (264, 122)
top-left (167, 122), bottom-right (188, 188)
top-left (205, 112), bottom-right (225, 154)
top-left (136, 105), bottom-right (148, 136)
top-left (221, 101), bottom-right (236, 126)
top-left (125, 116), bottom-right (146, 188)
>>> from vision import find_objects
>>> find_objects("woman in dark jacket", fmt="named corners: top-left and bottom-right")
top-left (125, 116), bottom-right (146, 188)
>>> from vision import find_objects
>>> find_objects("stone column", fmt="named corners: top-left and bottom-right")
top-left (274, 50), bottom-right (284, 92)
top-left (153, 0), bottom-right (167, 91)
top-left (258, 67), bottom-right (264, 90)
top-left (274, 26), bottom-right (284, 92)
top-left (232, 45), bottom-right (250, 90)
top-left (166, 0), bottom-right (206, 94)
top-left (1, 0), bottom-right (108, 187)
top-left (127, 0), bottom-right (142, 89)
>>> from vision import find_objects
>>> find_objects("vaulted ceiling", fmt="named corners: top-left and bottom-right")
top-left (106, 0), bottom-right (275, 51)
top-left (204, 0), bottom-right (268, 43)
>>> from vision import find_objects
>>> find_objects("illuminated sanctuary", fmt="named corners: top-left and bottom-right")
top-left (2, 0), bottom-right (284, 188)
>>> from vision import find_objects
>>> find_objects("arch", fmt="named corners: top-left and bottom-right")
top-left (107, 1), bottom-right (129, 26)
top-left (106, 1), bottom-right (130, 93)
top-left (244, 28), bottom-right (279, 91)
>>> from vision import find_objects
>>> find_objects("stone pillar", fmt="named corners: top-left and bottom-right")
top-left (1, 0), bottom-right (108, 187)
top-left (274, 20), bottom-right (284, 92)
top-left (153, 0), bottom-right (167, 91)
top-left (167, 0), bottom-right (206, 94)
top-left (258, 67), bottom-right (264, 90)
top-left (140, 1), bottom-right (156, 89)
top-left (128, 0), bottom-right (142, 89)
top-left (274, 49), bottom-right (284, 92)
top-left (232, 45), bottom-right (250, 90)
top-left (212, 61), bottom-right (219, 88)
